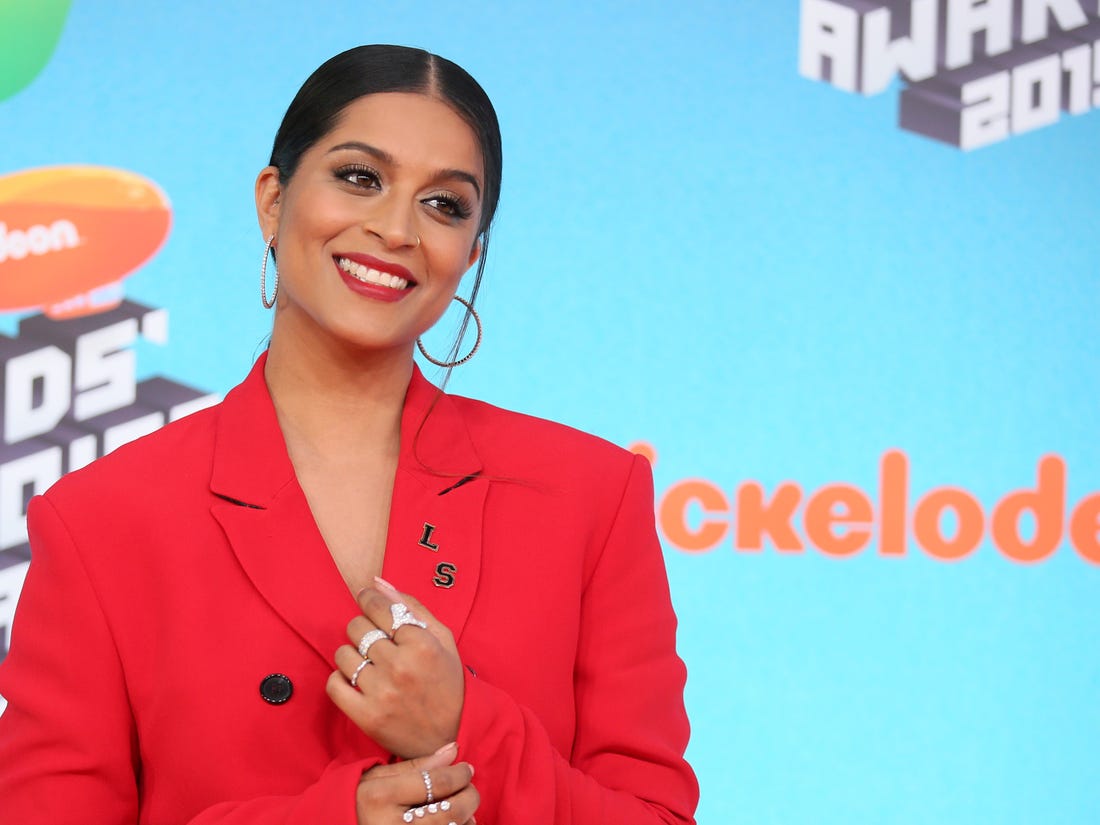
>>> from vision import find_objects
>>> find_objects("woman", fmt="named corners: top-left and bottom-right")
top-left (0, 45), bottom-right (698, 824)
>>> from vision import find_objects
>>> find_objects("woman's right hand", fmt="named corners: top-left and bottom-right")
top-left (356, 742), bottom-right (479, 825)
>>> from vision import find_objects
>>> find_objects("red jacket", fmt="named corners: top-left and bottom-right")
top-left (0, 355), bottom-right (698, 824)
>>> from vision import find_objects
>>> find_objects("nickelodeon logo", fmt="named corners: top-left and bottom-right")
top-left (0, 219), bottom-right (79, 262)
top-left (0, 166), bottom-right (171, 318)
top-left (641, 447), bottom-right (1100, 565)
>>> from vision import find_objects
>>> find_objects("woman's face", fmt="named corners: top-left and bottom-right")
top-left (256, 92), bottom-right (484, 356)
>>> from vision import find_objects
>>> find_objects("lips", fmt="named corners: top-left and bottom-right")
top-left (335, 253), bottom-right (416, 290)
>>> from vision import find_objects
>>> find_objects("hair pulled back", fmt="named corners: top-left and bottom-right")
top-left (268, 45), bottom-right (502, 372)
top-left (270, 45), bottom-right (501, 235)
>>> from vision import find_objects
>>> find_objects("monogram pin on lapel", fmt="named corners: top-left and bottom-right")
top-left (433, 562), bottom-right (457, 588)
top-left (418, 523), bottom-right (456, 587)
top-left (418, 522), bottom-right (439, 551)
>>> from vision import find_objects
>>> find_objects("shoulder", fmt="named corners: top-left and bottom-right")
top-left (447, 392), bottom-right (643, 489)
top-left (43, 401), bottom-right (221, 511)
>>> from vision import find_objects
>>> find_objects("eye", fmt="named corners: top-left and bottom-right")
top-left (335, 164), bottom-right (381, 188)
top-left (424, 192), bottom-right (473, 220)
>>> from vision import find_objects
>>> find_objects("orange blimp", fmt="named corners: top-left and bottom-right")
top-left (0, 166), bottom-right (171, 318)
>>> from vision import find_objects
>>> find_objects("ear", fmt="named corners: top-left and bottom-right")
top-left (466, 236), bottom-right (482, 270)
top-left (255, 166), bottom-right (283, 240)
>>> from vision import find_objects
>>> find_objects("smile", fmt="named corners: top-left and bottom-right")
top-left (335, 257), bottom-right (410, 291)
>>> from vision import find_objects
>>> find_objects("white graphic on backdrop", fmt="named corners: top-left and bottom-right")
top-left (800, 0), bottom-right (1100, 148)
top-left (0, 301), bottom-right (219, 665)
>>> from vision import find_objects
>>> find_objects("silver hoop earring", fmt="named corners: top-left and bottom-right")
top-left (417, 296), bottom-right (482, 368)
top-left (260, 234), bottom-right (278, 309)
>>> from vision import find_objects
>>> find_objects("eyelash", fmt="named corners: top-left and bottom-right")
top-left (334, 164), bottom-right (474, 221)
top-left (335, 163), bottom-right (381, 189)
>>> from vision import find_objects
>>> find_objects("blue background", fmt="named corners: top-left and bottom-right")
top-left (1, 3), bottom-right (1097, 822)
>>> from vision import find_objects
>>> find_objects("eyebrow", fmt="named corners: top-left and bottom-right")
top-left (327, 141), bottom-right (482, 201)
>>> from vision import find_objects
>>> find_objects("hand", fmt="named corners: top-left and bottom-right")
top-left (356, 742), bottom-right (478, 825)
top-left (328, 578), bottom-right (466, 758)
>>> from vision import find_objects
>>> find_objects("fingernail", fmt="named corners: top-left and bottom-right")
top-left (374, 575), bottom-right (399, 594)
top-left (434, 742), bottom-right (457, 756)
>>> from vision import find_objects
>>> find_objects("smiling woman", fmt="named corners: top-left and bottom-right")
top-left (257, 93), bottom-right (484, 359)
top-left (0, 45), bottom-right (698, 825)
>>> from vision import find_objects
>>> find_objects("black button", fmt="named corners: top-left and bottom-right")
top-left (259, 673), bottom-right (293, 704)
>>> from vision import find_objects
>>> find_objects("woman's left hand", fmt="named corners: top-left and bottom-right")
top-left (328, 578), bottom-right (466, 759)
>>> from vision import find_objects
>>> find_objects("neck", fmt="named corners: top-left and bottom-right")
top-left (263, 322), bottom-right (414, 462)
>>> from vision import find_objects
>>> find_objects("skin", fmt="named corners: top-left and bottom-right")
top-left (253, 92), bottom-right (485, 825)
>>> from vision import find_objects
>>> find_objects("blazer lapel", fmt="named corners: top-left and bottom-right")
top-left (209, 355), bottom-right (357, 668)
top-left (381, 368), bottom-right (486, 642)
top-left (208, 358), bottom-right (487, 664)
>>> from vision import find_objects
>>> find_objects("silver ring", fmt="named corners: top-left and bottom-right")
top-left (390, 602), bottom-right (427, 633)
top-left (422, 769), bottom-right (434, 804)
top-left (349, 658), bottom-right (370, 688)
top-left (356, 628), bottom-right (388, 658)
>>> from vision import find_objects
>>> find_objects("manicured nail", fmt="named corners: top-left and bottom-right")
top-left (434, 742), bottom-right (457, 756)
top-left (374, 575), bottom-right (399, 594)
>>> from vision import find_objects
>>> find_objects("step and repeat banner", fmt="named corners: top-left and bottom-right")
top-left (1, 3), bottom-right (1097, 823)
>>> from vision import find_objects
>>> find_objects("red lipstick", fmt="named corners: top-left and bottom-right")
top-left (333, 254), bottom-right (416, 303)
top-left (337, 253), bottom-right (415, 283)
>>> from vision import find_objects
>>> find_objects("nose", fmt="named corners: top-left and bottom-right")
top-left (362, 194), bottom-right (418, 250)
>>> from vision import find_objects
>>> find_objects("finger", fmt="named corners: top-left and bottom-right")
top-left (361, 742), bottom-right (459, 781)
top-left (359, 579), bottom-right (453, 648)
top-left (385, 589), bottom-right (456, 648)
top-left (346, 615), bottom-right (395, 659)
top-left (397, 773), bottom-right (478, 819)
top-left (358, 762), bottom-right (475, 808)
top-left (356, 585), bottom-right (429, 642)
top-left (326, 668), bottom-right (365, 713)
top-left (334, 644), bottom-right (374, 687)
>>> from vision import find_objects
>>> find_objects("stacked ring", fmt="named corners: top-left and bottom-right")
top-left (349, 658), bottom-right (370, 688)
top-left (357, 628), bottom-right (388, 658)
top-left (402, 799), bottom-right (451, 822)
top-left (390, 602), bottom-right (428, 633)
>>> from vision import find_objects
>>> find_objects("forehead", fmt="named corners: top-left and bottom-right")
top-left (322, 92), bottom-right (484, 182)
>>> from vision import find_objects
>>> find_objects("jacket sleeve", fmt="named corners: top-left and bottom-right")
top-left (454, 453), bottom-right (699, 824)
top-left (0, 495), bottom-right (378, 825)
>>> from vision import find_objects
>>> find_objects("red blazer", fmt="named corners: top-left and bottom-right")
top-left (0, 355), bottom-right (698, 824)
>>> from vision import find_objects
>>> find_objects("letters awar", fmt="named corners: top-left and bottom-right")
top-left (650, 447), bottom-right (1100, 566)
top-left (799, 0), bottom-right (1100, 148)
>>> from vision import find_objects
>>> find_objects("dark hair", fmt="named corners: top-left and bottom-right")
top-left (269, 45), bottom-right (502, 372)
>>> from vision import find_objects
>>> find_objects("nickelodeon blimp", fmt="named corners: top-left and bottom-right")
top-left (0, 166), bottom-right (171, 318)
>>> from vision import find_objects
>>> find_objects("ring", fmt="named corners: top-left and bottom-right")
top-left (422, 769), bottom-right (434, 804)
top-left (356, 628), bottom-right (388, 658)
top-left (390, 602), bottom-right (427, 633)
top-left (349, 658), bottom-right (370, 688)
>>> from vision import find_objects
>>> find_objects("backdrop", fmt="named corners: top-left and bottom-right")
top-left (1, 2), bottom-right (1098, 823)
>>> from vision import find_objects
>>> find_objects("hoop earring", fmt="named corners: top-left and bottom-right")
top-left (260, 234), bottom-right (278, 309)
top-left (417, 296), bottom-right (482, 368)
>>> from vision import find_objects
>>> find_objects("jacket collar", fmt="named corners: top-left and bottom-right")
top-left (209, 353), bottom-right (483, 506)
top-left (209, 353), bottom-right (487, 670)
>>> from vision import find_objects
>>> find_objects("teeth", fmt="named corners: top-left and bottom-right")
top-left (336, 257), bottom-right (408, 290)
